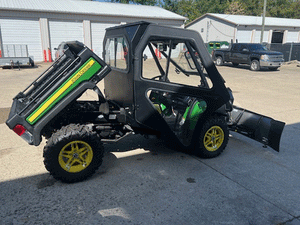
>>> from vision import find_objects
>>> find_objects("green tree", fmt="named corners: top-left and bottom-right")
top-left (240, 0), bottom-right (263, 16)
top-left (267, 0), bottom-right (300, 19)
top-left (162, 0), bottom-right (232, 23)
top-left (103, 0), bottom-right (300, 21)
top-left (163, 0), bottom-right (201, 22)
top-left (238, 0), bottom-right (299, 19)
top-left (225, 1), bottom-right (246, 15)
top-left (107, 0), bottom-right (157, 5)
top-left (192, 0), bottom-right (230, 15)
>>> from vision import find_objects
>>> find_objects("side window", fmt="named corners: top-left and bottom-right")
top-left (142, 39), bottom-right (211, 89)
top-left (142, 43), bottom-right (165, 80)
top-left (232, 44), bottom-right (240, 51)
top-left (105, 39), bottom-right (115, 66)
top-left (104, 37), bottom-right (128, 70)
top-left (241, 44), bottom-right (248, 51)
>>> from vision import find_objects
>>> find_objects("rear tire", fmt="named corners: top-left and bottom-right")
top-left (216, 56), bottom-right (224, 66)
top-left (43, 124), bottom-right (104, 183)
top-left (250, 60), bottom-right (260, 71)
top-left (194, 117), bottom-right (229, 158)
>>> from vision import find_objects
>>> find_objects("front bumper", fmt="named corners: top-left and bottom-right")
top-left (260, 60), bottom-right (283, 67)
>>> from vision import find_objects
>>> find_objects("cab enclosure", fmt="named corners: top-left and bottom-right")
top-left (102, 21), bottom-right (284, 152)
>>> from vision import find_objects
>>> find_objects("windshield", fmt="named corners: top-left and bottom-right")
top-left (249, 44), bottom-right (268, 51)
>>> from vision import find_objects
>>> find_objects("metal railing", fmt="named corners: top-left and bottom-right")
top-left (2, 44), bottom-right (29, 57)
top-left (267, 43), bottom-right (300, 62)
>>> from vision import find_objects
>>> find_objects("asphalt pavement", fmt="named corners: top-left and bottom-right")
top-left (0, 62), bottom-right (300, 225)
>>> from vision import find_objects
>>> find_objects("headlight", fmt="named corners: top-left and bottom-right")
top-left (260, 54), bottom-right (269, 60)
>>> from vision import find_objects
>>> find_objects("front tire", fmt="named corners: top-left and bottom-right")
top-left (250, 60), bottom-right (260, 71)
top-left (194, 117), bottom-right (229, 158)
top-left (216, 56), bottom-right (224, 66)
top-left (43, 124), bottom-right (104, 183)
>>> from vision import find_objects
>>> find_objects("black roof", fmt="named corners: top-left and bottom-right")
top-left (105, 21), bottom-right (152, 31)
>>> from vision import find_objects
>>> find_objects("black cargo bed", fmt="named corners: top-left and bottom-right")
top-left (6, 41), bottom-right (111, 146)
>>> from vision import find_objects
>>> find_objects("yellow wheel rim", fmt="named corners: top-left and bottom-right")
top-left (58, 140), bottom-right (93, 173)
top-left (203, 126), bottom-right (224, 152)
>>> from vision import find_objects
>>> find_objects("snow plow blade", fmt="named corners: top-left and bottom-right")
top-left (229, 106), bottom-right (285, 152)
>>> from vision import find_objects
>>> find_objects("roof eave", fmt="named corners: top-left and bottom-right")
top-left (0, 7), bottom-right (186, 22)
top-left (185, 13), bottom-right (238, 28)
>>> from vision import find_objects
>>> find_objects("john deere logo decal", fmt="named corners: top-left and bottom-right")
top-left (26, 58), bottom-right (101, 125)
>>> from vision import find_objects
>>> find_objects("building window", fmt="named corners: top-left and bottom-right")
top-left (271, 31), bottom-right (284, 43)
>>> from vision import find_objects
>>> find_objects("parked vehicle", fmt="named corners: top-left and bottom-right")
top-left (213, 43), bottom-right (284, 71)
top-left (54, 42), bottom-right (68, 60)
top-left (0, 44), bottom-right (34, 68)
top-left (6, 22), bottom-right (285, 183)
top-left (207, 41), bottom-right (229, 54)
top-left (0, 57), bottom-right (34, 69)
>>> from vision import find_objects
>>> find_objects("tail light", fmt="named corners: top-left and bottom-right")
top-left (13, 124), bottom-right (26, 136)
top-left (13, 124), bottom-right (33, 144)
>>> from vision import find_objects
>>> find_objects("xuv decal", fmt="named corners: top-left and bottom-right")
top-left (26, 58), bottom-right (101, 125)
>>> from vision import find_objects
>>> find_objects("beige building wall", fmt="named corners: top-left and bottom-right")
top-left (187, 17), bottom-right (235, 43)
top-left (187, 15), bottom-right (300, 44)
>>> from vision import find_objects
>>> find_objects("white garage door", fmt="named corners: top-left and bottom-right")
top-left (254, 31), bottom-right (269, 43)
top-left (91, 22), bottom-right (118, 57)
top-left (286, 31), bottom-right (300, 42)
top-left (236, 30), bottom-right (252, 43)
top-left (0, 17), bottom-right (43, 61)
top-left (49, 20), bottom-right (83, 59)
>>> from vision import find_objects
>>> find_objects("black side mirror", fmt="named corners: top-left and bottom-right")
top-left (143, 54), bottom-right (148, 61)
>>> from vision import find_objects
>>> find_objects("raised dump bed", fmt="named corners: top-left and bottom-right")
top-left (6, 41), bottom-right (111, 146)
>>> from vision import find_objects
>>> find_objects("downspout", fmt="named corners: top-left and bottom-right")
top-left (0, 25), bottom-right (4, 57)
top-left (260, 0), bottom-right (267, 43)
top-left (234, 24), bottom-right (239, 43)
top-left (206, 20), bottom-right (211, 43)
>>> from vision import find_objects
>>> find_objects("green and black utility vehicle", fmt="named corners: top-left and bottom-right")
top-left (6, 22), bottom-right (285, 183)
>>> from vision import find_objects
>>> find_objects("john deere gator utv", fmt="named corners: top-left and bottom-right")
top-left (6, 22), bottom-right (285, 183)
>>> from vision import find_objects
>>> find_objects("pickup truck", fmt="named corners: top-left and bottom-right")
top-left (212, 43), bottom-right (284, 71)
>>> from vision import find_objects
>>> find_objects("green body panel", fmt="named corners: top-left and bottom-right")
top-left (183, 100), bottom-right (207, 130)
top-left (207, 41), bottom-right (229, 54)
